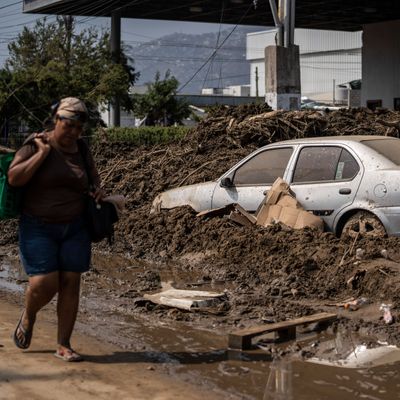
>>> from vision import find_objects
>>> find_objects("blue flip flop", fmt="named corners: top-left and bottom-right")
top-left (13, 311), bottom-right (32, 349)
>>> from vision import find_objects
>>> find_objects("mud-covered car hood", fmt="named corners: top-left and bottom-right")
top-left (151, 181), bottom-right (217, 213)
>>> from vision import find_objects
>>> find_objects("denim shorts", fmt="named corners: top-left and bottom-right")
top-left (19, 214), bottom-right (91, 277)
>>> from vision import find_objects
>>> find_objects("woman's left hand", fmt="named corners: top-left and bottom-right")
top-left (90, 187), bottom-right (106, 202)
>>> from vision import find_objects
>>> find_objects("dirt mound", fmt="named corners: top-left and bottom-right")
top-left (0, 220), bottom-right (18, 246)
top-left (92, 107), bottom-right (400, 213)
top-left (117, 205), bottom-right (400, 304)
top-left (2, 106), bottom-right (400, 338)
top-left (91, 106), bottom-right (400, 336)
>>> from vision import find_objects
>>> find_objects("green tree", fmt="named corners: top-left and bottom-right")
top-left (0, 16), bottom-right (138, 132)
top-left (133, 71), bottom-right (191, 126)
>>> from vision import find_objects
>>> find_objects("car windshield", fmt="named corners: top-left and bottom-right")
top-left (362, 139), bottom-right (400, 165)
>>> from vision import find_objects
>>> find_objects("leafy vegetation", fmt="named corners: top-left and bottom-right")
top-left (96, 126), bottom-right (189, 145)
top-left (133, 71), bottom-right (191, 126)
top-left (0, 16), bottom-right (138, 132)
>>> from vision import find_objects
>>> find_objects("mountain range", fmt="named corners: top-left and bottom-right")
top-left (126, 26), bottom-right (263, 94)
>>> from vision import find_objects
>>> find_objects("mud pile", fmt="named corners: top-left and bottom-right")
top-left (119, 205), bottom-right (400, 303)
top-left (2, 106), bottom-right (400, 338)
top-left (93, 106), bottom-right (400, 213)
top-left (89, 106), bottom-right (400, 337)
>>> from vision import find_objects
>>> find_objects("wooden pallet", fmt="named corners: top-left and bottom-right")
top-left (228, 312), bottom-right (337, 350)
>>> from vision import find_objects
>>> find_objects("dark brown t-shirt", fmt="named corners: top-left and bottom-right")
top-left (18, 137), bottom-right (98, 223)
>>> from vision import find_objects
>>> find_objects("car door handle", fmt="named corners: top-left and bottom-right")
top-left (339, 188), bottom-right (351, 195)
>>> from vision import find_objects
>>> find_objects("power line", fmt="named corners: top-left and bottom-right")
top-left (0, 1), bottom-right (22, 11)
top-left (124, 39), bottom-right (247, 51)
top-left (178, 1), bottom-right (254, 93)
top-left (76, 0), bottom-right (150, 25)
top-left (125, 55), bottom-right (248, 62)
top-left (202, 0), bottom-right (224, 90)
top-left (0, 74), bottom-right (43, 124)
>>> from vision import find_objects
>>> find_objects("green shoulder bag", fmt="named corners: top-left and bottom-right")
top-left (0, 152), bottom-right (21, 219)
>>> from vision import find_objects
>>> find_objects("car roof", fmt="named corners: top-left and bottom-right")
top-left (269, 135), bottom-right (396, 146)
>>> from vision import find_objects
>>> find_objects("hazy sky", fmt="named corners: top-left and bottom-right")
top-left (0, 0), bottom-right (240, 65)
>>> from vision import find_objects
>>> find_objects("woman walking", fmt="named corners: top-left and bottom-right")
top-left (8, 97), bottom-right (104, 362)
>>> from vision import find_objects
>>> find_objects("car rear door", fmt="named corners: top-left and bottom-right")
top-left (211, 146), bottom-right (295, 211)
top-left (288, 144), bottom-right (363, 230)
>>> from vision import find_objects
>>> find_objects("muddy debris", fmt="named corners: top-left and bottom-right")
top-left (2, 106), bottom-right (400, 346)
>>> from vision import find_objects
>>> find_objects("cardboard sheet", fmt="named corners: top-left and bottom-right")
top-left (256, 178), bottom-right (324, 231)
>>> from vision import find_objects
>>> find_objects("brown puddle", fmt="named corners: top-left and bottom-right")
top-left (1, 253), bottom-right (400, 400)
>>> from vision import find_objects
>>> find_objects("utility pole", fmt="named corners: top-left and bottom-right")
top-left (110, 10), bottom-right (121, 127)
top-left (265, 0), bottom-right (300, 110)
top-left (255, 66), bottom-right (259, 98)
top-left (333, 79), bottom-right (336, 105)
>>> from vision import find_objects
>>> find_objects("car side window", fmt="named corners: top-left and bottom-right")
top-left (293, 146), bottom-right (359, 183)
top-left (336, 148), bottom-right (360, 179)
top-left (233, 147), bottom-right (293, 185)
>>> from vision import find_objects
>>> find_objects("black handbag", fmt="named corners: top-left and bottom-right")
top-left (77, 140), bottom-right (118, 244)
top-left (85, 197), bottom-right (118, 243)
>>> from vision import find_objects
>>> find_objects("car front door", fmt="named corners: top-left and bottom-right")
top-left (211, 146), bottom-right (294, 211)
top-left (289, 145), bottom-right (363, 230)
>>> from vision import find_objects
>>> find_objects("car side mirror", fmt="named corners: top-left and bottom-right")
top-left (220, 177), bottom-right (233, 187)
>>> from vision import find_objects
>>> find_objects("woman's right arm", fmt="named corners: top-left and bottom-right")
top-left (7, 134), bottom-right (51, 187)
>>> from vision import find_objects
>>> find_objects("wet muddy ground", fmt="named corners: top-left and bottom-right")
top-left (1, 245), bottom-right (400, 399)
top-left (2, 107), bottom-right (400, 398)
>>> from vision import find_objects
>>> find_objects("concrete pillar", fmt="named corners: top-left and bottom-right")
top-left (265, 45), bottom-right (301, 110)
top-left (110, 10), bottom-right (121, 127)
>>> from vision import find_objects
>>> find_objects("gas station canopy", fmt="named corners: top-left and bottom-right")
top-left (23, 0), bottom-right (400, 31)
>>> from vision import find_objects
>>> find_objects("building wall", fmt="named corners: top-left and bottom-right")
top-left (301, 50), bottom-right (361, 101)
top-left (362, 20), bottom-right (400, 109)
top-left (223, 85), bottom-right (251, 96)
top-left (247, 29), bottom-right (362, 60)
top-left (247, 29), bottom-right (362, 100)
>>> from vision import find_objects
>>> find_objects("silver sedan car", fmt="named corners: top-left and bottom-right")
top-left (152, 135), bottom-right (400, 237)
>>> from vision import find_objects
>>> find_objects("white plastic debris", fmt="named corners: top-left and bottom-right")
top-left (308, 344), bottom-right (400, 368)
top-left (380, 303), bottom-right (394, 324)
top-left (144, 283), bottom-right (226, 311)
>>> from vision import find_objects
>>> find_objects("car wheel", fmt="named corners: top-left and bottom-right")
top-left (341, 211), bottom-right (386, 239)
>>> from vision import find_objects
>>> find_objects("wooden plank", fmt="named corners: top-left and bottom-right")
top-left (233, 204), bottom-right (257, 224)
top-left (196, 204), bottom-right (235, 218)
top-left (228, 312), bottom-right (337, 350)
top-left (229, 211), bottom-right (254, 227)
top-left (276, 326), bottom-right (297, 342)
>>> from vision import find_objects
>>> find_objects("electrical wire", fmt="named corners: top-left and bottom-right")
top-left (0, 1), bottom-right (121, 59)
top-left (0, 1), bottom-right (22, 11)
top-left (178, 1), bottom-right (254, 93)
top-left (123, 38), bottom-right (247, 51)
top-left (0, 74), bottom-right (43, 124)
top-left (202, 0), bottom-right (225, 91)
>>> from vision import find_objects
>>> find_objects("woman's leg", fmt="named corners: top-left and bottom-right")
top-left (56, 271), bottom-right (81, 349)
top-left (55, 216), bottom-right (90, 360)
top-left (15, 271), bottom-right (59, 347)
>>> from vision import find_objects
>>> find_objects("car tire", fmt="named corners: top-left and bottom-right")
top-left (341, 211), bottom-right (386, 239)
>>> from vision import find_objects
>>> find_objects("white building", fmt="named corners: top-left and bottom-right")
top-left (247, 29), bottom-right (362, 103)
top-left (201, 85), bottom-right (251, 97)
